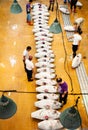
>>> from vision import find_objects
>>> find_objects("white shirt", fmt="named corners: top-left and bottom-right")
top-left (73, 34), bottom-right (82, 45)
top-left (25, 59), bottom-right (34, 70)
top-left (23, 49), bottom-right (29, 59)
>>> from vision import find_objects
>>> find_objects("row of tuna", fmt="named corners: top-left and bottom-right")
top-left (31, 2), bottom-right (63, 130)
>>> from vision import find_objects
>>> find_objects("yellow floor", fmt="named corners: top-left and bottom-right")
top-left (0, 0), bottom-right (88, 130)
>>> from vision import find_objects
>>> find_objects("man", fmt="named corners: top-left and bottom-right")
top-left (26, 1), bottom-right (31, 14)
top-left (68, 30), bottom-right (82, 58)
top-left (48, 0), bottom-right (55, 11)
top-left (73, 22), bottom-right (83, 35)
top-left (70, 0), bottom-right (78, 13)
top-left (25, 56), bottom-right (34, 81)
top-left (56, 78), bottom-right (68, 105)
top-left (23, 46), bottom-right (32, 72)
top-left (26, 1), bottom-right (33, 25)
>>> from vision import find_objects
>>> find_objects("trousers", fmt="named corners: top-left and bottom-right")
top-left (72, 44), bottom-right (78, 58)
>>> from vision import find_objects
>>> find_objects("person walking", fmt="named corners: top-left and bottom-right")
top-left (68, 30), bottom-right (82, 58)
top-left (26, 1), bottom-right (33, 25)
top-left (25, 56), bottom-right (34, 81)
top-left (70, 0), bottom-right (78, 13)
top-left (48, 0), bottom-right (55, 11)
top-left (56, 77), bottom-right (68, 105)
top-left (73, 22), bottom-right (83, 35)
top-left (23, 46), bottom-right (32, 72)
